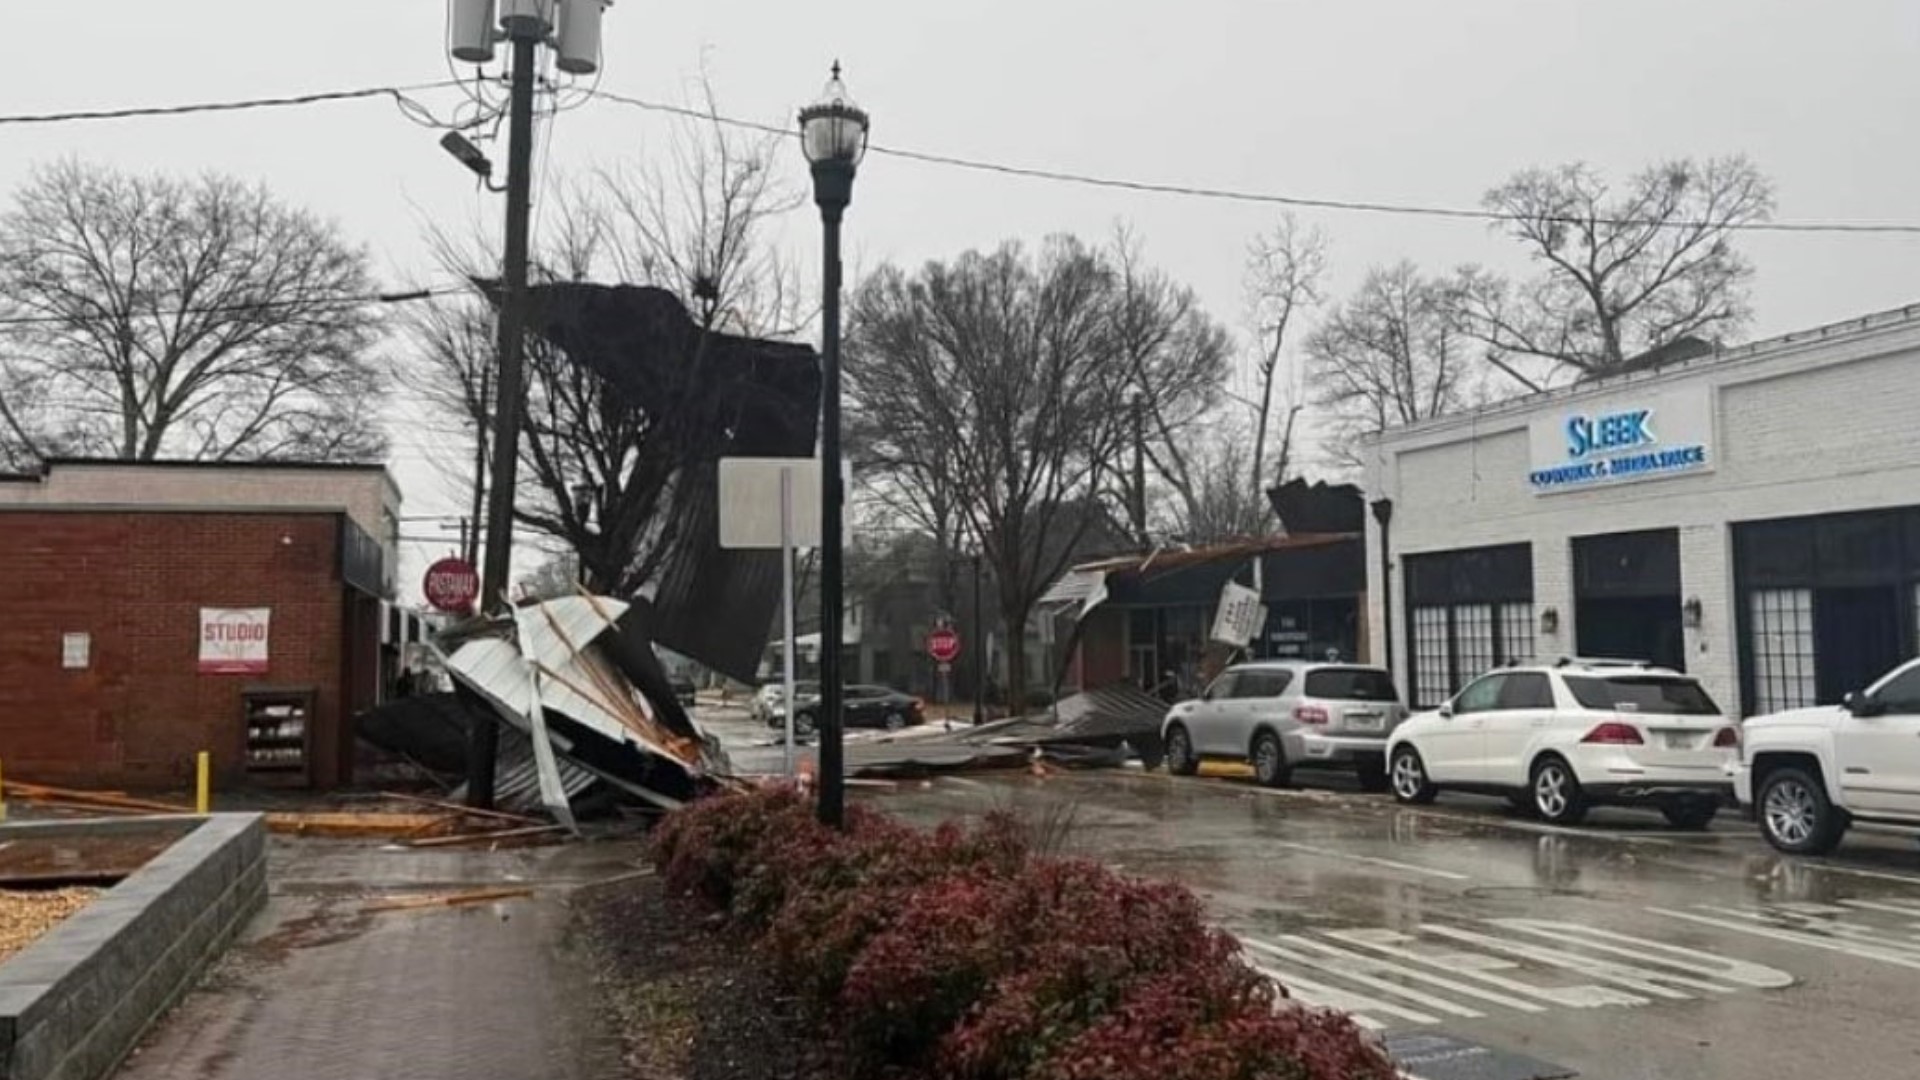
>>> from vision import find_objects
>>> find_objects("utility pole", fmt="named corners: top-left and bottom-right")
top-left (464, 26), bottom-right (538, 809)
top-left (446, 0), bottom-right (613, 809)
top-left (1130, 391), bottom-right (1148, 546)
top-left (972, 551), bottom-right (985, 726)
top-left (464, 365), bottom-right (490, 566)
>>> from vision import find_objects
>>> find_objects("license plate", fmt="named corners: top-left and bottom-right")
top-left (1663, 732), bottom-right (1696, 749)
top-left (1346, 714), bottom-right (1383, 732)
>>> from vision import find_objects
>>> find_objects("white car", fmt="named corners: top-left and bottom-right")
top-left (1385, 659), bottom-right (1739, 827)
top-left (1735, 657), bottom-right (1920, 855)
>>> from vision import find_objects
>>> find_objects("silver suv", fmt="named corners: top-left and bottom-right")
top-left (1161, 661), bottom-right (1407, 789)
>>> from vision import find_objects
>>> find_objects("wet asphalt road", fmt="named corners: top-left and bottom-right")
top-left (879, 767), bottom-right (1920, 1080)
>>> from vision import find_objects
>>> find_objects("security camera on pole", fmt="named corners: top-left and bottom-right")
top-left (445, 0), bottom-right (612, 809)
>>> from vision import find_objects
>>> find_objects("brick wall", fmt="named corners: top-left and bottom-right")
top-left (1367, 311), bottom-right (1920, 716)
top-left (0, 511), bottom-right (349, 789)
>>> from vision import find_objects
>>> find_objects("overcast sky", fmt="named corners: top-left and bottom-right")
top-left (5, 1), bottom-right (1919, 592)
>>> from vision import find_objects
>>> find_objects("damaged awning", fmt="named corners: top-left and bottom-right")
top-left (1038, 568), bottom-right (1109, 619)
top-left (433, 595), bottom-right (735, 825)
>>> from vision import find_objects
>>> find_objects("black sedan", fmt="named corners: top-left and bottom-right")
top-left (767, 684), bottom-right (925, 734)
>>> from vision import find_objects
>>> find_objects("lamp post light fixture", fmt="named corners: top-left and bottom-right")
top-left (798, 63), bottom-right (869, 829)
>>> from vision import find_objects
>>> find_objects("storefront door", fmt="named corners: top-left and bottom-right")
top-left (1735, 508), bottom-right (1920, 716)
top-left (1573, 529), bottom-right (1684, 672)
top-left (1815, 587), bottom-right (1904, 703)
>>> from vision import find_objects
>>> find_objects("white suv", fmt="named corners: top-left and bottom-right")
top-left (1386, 659), bottom-right (1739, 827)
top-left (1735, 658), bottom-right (1920, 855)
top-left (1161, 662), bottom-right (1407, 789)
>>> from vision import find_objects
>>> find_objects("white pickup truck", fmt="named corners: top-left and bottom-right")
top-left (1734, 658), bottom-right (1920, 854)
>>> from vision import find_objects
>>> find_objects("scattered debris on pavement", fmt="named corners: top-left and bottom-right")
top-left (5, 782), bottom-right (192, 816)
top-left (360, 886), bottom-right (536, 915)
top-left (0, 887), bottom-right (97, 963)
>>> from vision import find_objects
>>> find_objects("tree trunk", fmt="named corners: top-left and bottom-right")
top-left (1002, 589), bottom-right (1030, 715)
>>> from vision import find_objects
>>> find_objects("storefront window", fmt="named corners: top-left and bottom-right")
top-left (1750, 588), bottom-right (1815, 714)
top-left (1412, 607), bottom-right (1451, 709)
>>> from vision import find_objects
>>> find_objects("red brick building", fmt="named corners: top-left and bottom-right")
top-left (0, 461), bottom-right (400, 790)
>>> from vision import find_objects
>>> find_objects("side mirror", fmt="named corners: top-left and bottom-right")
top-left (1437, 703), bottom-right (1454, 719)
top-left (1846, 691), bottom-right (1886, 718)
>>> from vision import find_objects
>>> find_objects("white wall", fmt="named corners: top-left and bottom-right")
top-left (1367, 309), bottom-right (1920, 717)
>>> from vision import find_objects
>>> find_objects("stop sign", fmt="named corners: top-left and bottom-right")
top-left (927, 626), bottom-right (961, 664)
top-left (423, 557), bottom-right (480, 613)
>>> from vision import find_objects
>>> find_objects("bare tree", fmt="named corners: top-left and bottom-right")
top-left (1306, 262), bottom-right (1477, 468)
top-left (1243, 215), bottom-right (1328, 489)
top-left (1165, 416), bottom-right (1273, 544)
top-left (403, 84), bottom-right (801, 594)
top-left (1456, 156), bottom-right (1774, 387)
top-left (0, 160), bottom-right (384, 466)
top-left (1104, 227), bottom-right (1234, 547)
top-left (846, 237), bottom-right (1133, 707)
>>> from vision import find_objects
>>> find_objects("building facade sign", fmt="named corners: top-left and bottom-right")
top-left (199, 608), bottom-right (271, 675)
top-left (1527, 386), bottom-right (1714, 494)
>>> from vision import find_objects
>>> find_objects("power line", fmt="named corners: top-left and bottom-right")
top-left (0, 81), bottom-right (468, 127)
top-left (585, 88), bottom-right (1920, 237)
top-left (0, 286), bottom-right (466, 327)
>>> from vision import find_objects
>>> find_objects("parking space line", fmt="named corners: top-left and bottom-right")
top-left (1250, 933), bottom-right (1548, 1013)
top-left (1248, 963), bottom-right (1430, 1028)
top-left (1653, 906), bottom-right (1920, 971)
top-left (1242, 936), bottom-right (1487, 1018)
top-left (1265, 840), bottom-right (1471, 882)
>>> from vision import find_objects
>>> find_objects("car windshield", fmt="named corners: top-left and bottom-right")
top-left (1303, 667), bottom-right (1399, 702)
top-left (1564, 675), bottom-right (1720, 716)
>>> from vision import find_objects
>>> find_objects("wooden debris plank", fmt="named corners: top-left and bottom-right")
top-left (403, 824), bottom-right (569, 849)
top-left (264, 812), bottom-right (452, 837)
top-left (9, 783), bottom-right (190, 814)
top-left (377, 792), bottom-right (545, 826)
top-left (360, 886), bottom-right (535, 913)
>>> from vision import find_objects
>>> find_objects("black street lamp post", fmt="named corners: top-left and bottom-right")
top-left (799, 64), bottom-right (869, 828)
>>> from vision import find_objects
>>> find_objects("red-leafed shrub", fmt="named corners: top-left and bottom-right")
top-left (649, 786), bottom-right (1395, 1080)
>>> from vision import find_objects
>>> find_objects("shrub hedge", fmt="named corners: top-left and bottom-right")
top-left (650, 787), bottom-right (1395, 1080)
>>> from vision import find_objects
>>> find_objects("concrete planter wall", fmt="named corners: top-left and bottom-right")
top-left (0, 814), bottom-right (267, 1080)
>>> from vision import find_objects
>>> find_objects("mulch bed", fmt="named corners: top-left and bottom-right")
top-left (0, 888), bottom-right (98, 963)
top-left (575, 874), bottom-right (841, 1080)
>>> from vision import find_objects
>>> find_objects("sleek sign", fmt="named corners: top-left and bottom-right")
top-left (1527, 386), bottom-right (1714, 494)
top-left (199, 608), bottom-right (270, 674)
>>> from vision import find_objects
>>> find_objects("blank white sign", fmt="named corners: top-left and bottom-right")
top-left (718, 457), bottom-right (830, 550)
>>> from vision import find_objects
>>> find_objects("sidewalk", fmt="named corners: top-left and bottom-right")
top-left (116, 833), bottom-right (643, 1080)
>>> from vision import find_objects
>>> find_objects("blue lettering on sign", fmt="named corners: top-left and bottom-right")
top-left (1530, 444), bottom-right (1707, 490)
top-left (1566, 409), bottom-right (1654, 459)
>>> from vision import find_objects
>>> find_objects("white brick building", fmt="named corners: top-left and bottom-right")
top-left (1364, 303), bottom-right (1920, 718)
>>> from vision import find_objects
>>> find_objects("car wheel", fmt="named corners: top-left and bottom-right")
top-left (1661, 798), bottom-right (1719, 831)
top-left (883, 711), bottom-right (906, 732)
top-left (1252, 731), bottom-right (1291, 789)
top-left (1165, 725), bottom-right (1199, 776)
top-left (1759, 767), bottom-right (1846, 855)
top-left (1389, 746), bottom-right (1438, 805)
top-left (1356, 756), bottom-right (1390, 794)
top-left (1530, 756), bottom-right (1589, 826)
top-left (793, 712), bottom-right (817, 737)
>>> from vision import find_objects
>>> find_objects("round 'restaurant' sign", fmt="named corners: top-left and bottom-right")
top-left (423, 557), bottom-right (480, 614)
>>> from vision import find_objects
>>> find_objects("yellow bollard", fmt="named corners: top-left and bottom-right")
top-left (195, 751), bottom-right (210, 815)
